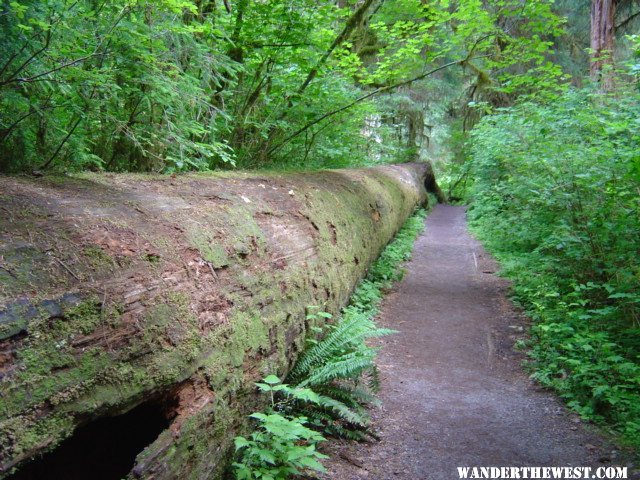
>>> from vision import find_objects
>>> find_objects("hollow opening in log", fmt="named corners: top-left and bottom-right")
top-left (8, 400), bottom-right (170, 480)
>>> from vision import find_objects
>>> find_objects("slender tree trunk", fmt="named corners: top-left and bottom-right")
top-left (406, 110), bottom-right (424, 151)
top-left (228, 0), bottom-right (248, 63)
top-left (294, 0), bottom-right (380, 97)
top-left (590, 0), bottom-right (617, 90)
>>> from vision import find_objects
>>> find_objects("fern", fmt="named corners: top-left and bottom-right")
top-left (300, 352), bottom-right (377, 387)
top-left (289, 311), bottom-right (393, 382)
top-left (285, 208), bottom-right (427, 440)
top-left (286, 315), bottom-right (387, 438)
top-left (316, 395), bottom-right (370, 426)
top-left (321, 384), bottom-right (380, 407)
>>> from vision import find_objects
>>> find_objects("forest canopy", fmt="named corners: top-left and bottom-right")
top-left (1, 0), bottom-right (566, 173)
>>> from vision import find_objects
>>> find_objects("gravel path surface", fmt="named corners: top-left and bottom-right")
top-left (320, 205), bottom-right (632, 480)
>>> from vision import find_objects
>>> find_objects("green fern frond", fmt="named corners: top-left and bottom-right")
top-left (321, 384), bottom-right (380, 407)
top-left (290, 314), bottom-right (394, 383)
top-left (315, 395), bottom-right (370, 427)
top-left (283, 208), bottom-right (426, 441)
top-left (290, 317), bottom-right (375, 379)
top-left (315, 385), bottom-right (362, 408)
top-left (299, 352), bottom-right (376, 388)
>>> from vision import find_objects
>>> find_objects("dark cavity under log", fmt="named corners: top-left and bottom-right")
top-left (6, 400), bottom-right (170, 480)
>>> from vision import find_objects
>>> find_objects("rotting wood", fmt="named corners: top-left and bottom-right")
top-left (0, 162), bottom-right (439, 479)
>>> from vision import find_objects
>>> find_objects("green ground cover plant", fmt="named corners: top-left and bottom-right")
top-left (233, 376), bottom-right (328, 480)
top-left (466, 88), bottom-right (640, 448)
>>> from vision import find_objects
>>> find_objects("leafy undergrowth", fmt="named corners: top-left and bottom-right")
top-left (233, 207), bottom-right (427, 479)
top-left (466, 89), bottom-right (640, 449)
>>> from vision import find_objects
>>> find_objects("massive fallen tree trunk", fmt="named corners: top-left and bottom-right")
top-left (0, 163), bottom-right (434, 479)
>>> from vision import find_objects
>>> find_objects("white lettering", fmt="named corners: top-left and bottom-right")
top-left (457, 467), bottom-right (471, 479)
top-left (455, 466), bottom-right (627, 479)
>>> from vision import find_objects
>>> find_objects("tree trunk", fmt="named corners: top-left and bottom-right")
top-left (0, 163), bottom-right (435, 479)
top-left (590, 0), bottom-right (617, 90)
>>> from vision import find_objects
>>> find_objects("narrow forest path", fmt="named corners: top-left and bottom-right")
top-left (320, 205), bottom-right (620, 480)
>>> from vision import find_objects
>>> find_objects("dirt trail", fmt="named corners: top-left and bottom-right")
top-left (321, 205), bottom-right (627, 480)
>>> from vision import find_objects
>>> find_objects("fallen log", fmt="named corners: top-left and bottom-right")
top-left (0, 163), bottom-right (433, 479)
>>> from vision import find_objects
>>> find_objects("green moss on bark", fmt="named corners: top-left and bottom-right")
top-left (0, 163), bottom-right (430, 479)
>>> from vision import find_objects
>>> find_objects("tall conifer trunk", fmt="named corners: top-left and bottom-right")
top-left (590, 0), bottom-right (617, 90)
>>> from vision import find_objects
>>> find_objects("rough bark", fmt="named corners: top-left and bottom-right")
top-left (590, 0), bottom-right (617, 90)
top-left (0, 163), bottom-right (433, 479)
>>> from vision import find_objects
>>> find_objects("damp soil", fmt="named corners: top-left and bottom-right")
top-left (319, 205), bottom-right (638, 480)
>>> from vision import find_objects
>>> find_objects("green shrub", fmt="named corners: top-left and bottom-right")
top-left (467, 88), bottom-right (640, 447)
top-left (233, 376), bottom-right (328, 480)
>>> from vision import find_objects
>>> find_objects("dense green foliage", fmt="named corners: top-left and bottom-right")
top-left (1, 0), bottom-right (238, 172)
top-left (1, 0), bottom-right (564, 173)
top-left (466, 89), bottom-right (640, 447)
top-left (233, 377), bottom-right (328, 480)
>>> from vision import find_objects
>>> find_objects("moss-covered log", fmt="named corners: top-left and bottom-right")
top-left (0, 163), bottom-right (433, 479)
